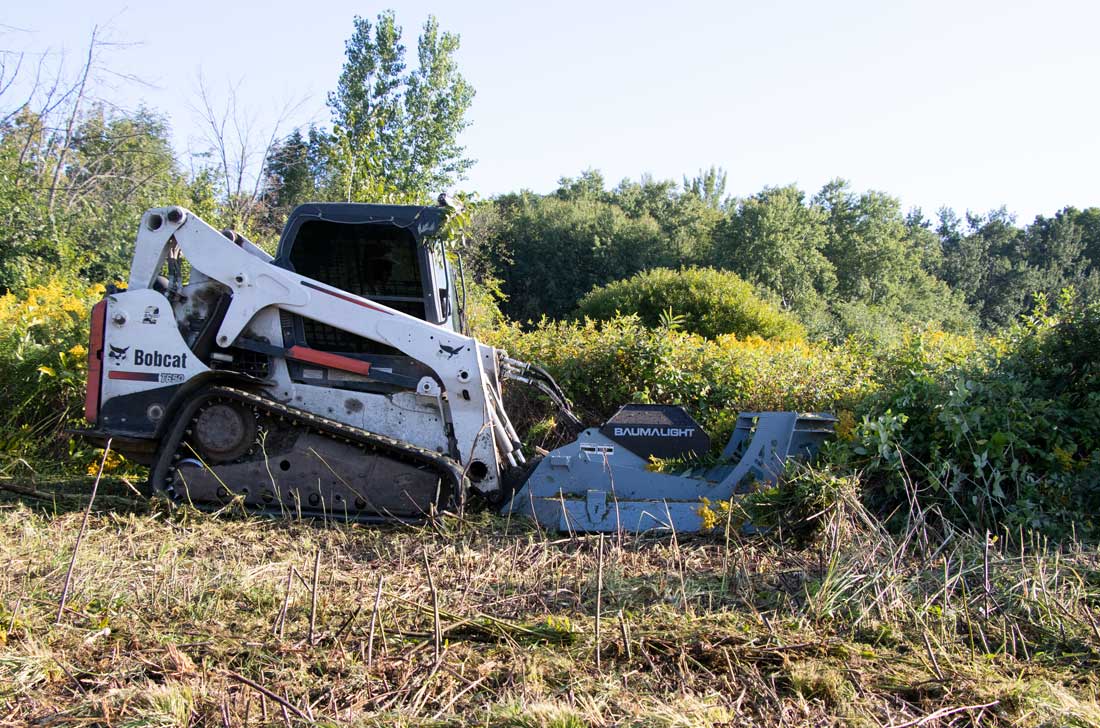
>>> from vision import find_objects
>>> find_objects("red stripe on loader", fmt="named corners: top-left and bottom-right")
top-left (286, 345), bottom-right (373, 377)
top-left (108, 371), bottom-right (160, 382)
top-left (300, 280), bottom-right (393, 314)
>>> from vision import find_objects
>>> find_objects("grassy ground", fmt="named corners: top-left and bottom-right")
top-left (1, 474), bottom-right (1098, 727)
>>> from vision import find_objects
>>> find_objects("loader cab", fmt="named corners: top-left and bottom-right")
top-left (273, 203), bottom-right (458, 374)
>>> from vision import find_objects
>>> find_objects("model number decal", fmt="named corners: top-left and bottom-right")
top-left (108, 371), bottom-right (185, 384)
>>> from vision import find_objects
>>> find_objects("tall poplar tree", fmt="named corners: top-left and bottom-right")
top-left (326, 11), bottom-right (475, 201)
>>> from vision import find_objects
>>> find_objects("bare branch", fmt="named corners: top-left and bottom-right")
top-left (189, 71), bottom-right (311, 227)
top-left (250, 93), bottom-right (310, 203)
top-left (46, 27), bottom-right (98, 213)
top-left (192, 71), bottom-right (235, 203)
top-left (0, 50), bottom-right (26, 106)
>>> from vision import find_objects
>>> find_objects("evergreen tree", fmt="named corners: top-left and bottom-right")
top-left (263, 128), bottom-right (315, 211)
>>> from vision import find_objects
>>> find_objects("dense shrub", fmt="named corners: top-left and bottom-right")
top-left (850, 295), bottom-right (1100, 536)
top-left (0, 279), bottom-right (102, 464)
top-left (492, 195), bottom-right (673, 322)
top-left (3, 268), bottom-right (1095, 543)
top-left (821, 281), bottom-right (978, 348)
top-left (576, 267), bottom-right (805, 341)
top-left (452, 275), bottom-right (507, 337)
top-left (487, 315), bottom-right (873, 447)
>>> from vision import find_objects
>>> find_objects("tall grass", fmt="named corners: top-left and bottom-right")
top-left (0, 478), bottom-right (1097, 726)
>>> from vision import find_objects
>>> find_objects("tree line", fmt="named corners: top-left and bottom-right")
top-left (2, 12), bottom-right (1097, 344)
top-left (467, 170), bottom-right (1100, 340)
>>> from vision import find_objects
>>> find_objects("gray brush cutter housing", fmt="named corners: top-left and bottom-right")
top-left (505, 406), bottom-right (836, 532)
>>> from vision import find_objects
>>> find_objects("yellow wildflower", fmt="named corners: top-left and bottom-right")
top-left (835, 410), bottom-right (857, 441)
top-left (87, 450), bottom-right (127, 476)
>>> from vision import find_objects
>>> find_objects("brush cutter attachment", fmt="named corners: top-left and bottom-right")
top-left (503, 408), bottom-right (836, 533)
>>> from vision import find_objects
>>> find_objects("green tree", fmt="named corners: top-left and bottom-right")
top-left (0, 110), bottom-right (59, 293)
top-left (825, 271), bottom-right (977, 345)
top-left (712, 185), bottom-right (835, 314)
top-left (63, 105), bottom-right (183, 282)
top-left (327, 11), bottom-right (474, 201)
top-left (903, 207), bottom-right (945, 276)
top-left (937, 208), bottom-right (986, 303)
top-left (815, 179), bottom-right (914, 304)
top-left (609, 174), bottom-right (722, 260)
top-left (400, 17), bottom-right (476, 193)
top-left (1074, 207), bottom-right (1100, 273)
top-left (938, 208), bottom-right (1085, 328)
top-left (1021, 209), bottom-right (1087, 298)
top-left (264, 128), bottom-right (316, 211)
top-left (965, 211), bottom-right (1029, 327)
top-left (682, 166), bottom-right (728, 210)
top-left (493, 193), bottom-right (667, 322)
top-left (0, 104), bottom-right (183, 290)
top-left (554, 169), bottom-right (607, 202)
top-left (481, 171), bottom-right (726, 323)
top-left (1072, 207), bottom-right (1100, 299)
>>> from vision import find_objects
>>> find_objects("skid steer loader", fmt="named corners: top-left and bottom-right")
top-left (75, 202), bottom-right (834, 531)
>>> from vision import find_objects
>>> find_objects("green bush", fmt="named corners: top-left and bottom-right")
top-left (458, 278), bottom-right (508, 337)
top-left (848, 294), bottom-right (1100, 536)
top-left (576, 267), bottom-right (806, 341)
top-left (821, 288), bottom-right (977, 348)
top-left (486, 315), bottom-right (873, 448)
top-left (0, 279), bottom-right (102, 465)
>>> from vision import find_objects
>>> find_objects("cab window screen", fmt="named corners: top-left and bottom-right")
top-left (289, 220), bottom-right (423, 298)
top-left (288, 219), bottom-right (426, 354)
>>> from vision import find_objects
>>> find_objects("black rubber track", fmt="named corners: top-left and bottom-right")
top-left (148, 386), bottom-right (467, 523)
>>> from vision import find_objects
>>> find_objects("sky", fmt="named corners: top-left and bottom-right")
top-left (4, 0), bottom-right (1099, 222)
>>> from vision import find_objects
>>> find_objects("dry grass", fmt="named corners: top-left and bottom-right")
top-left (0, 477), bottom-right (1098, 727)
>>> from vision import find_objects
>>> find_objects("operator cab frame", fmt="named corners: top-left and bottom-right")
top-left (274, 202), bottom-right (455, 328)
top-left (273, 202), bottom-right (459, 393)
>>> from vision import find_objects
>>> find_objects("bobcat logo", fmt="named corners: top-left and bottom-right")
top-left (108, 345), bottom-right (129, 362)
top-left (439, 343), bottom-right (465, 360)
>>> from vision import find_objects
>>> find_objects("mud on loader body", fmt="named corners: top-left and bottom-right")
top-left (76, 203), bottom-right (833, 531)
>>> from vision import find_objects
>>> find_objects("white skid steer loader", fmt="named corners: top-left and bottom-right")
top-left (75, 202), bottom-right (834, 531)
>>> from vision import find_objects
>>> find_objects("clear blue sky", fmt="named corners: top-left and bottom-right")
top-left (5, 0), bottom-right (1099, 221)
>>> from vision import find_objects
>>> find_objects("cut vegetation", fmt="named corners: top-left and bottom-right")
top-left (1, 482), bottom-right (1098, 726)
